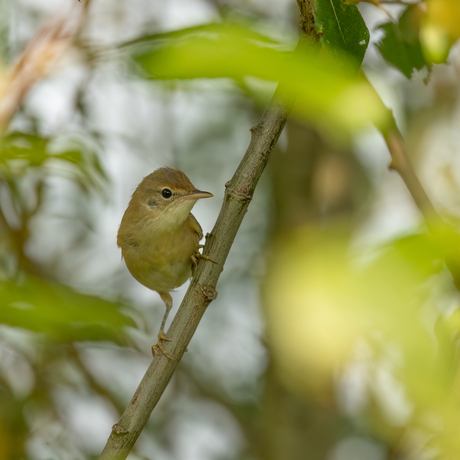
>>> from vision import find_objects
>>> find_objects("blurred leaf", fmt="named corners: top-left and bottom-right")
top-left (49, 136), bottom-right (108, 195)
top-left (121, 21), bottom-right (282, 49)
top-left (0, 133), bottom-right (49, 166)
top-left (134, 23), bottom-right (291, 81)
top-left (422, 0), bottom-right (460, 63)
top-left (264, 224), bottom-right (460, 457)
top-left (264, 225), bottom-right (460, 433)
top-left (0, 132), bottom-right (107, 193)
top-left (315, 0), bottom-right (370, 75)
top-left (133, 22), bottom-right (390, 136)
top-left (56, 149), bottom-right (83, 164)
top-left (377, 5), bottom-right (430, 78)
top-left (0, 275), bottom-right (135, 344)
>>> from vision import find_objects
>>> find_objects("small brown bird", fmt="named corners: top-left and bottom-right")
top-left (117, 167), bottom-right (214, 358)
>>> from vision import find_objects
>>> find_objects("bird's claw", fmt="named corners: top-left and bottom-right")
top-left (192, 248), bottom-right (218, 267)
top-left (151, 333), bottom-right (174, 359)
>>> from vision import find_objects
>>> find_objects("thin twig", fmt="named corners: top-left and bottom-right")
top-left (97, 3), bottom-right (320, 459)
top-left (385, 127), bottom-right (460, 291)
top-left (385, 127), bottom-right (439, 224)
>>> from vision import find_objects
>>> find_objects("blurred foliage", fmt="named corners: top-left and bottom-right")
top-left (422, 0), bottom-right (460, 62)
top-left (0, 132), bottom-right (106, 193)
top-left (0, 275), bottom-right (134, 344)
top-left (377, 5), bottom-right (430, 78)
top-left (0, 128), bottom-right (135, 458)
top-left (263, 112), bottom-right (460, 459)
top-left (132, 21), bottom-right (390, 136)
top-left (1, 0), bottom-right (460, 459)
top-left (264, 223), bottom-right (460, 458)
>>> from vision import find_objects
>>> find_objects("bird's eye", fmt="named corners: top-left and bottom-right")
top-left (161, 188), bottom-right (172, 199)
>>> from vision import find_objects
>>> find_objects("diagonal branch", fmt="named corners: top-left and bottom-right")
top-left (98, 3), bottom-right (320, 459)
top-left (385, 126), bottom-right (460, 290)
top-left (297, 2), bottom-right (459, 291)
top-left (385, 126), bottom-right (439, 224)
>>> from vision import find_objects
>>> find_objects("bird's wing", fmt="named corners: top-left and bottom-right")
top-left (187, 213), bottom-right (203, 240)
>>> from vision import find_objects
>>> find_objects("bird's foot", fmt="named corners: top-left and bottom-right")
top-left (192, 246), bottom-right (218, 267)
top-left (151, 332), bottom-right (174, 359)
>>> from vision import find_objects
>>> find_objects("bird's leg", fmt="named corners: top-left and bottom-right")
top-left (151, 291), bottom-right (174, 359)
top-left (191, 245), bottom-right (218, 266)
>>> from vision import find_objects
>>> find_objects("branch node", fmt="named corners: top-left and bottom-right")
top-left (226, 188), bottom-right (253, 203)
top-left (249, 125), bottom-right (258, 134)
top-left (199, 284), bottom-right (218, 303)
top-left (111, 423), bottom-right (129, 437)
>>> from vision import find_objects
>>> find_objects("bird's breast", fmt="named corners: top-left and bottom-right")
top-left (121, 219), bottom-right (200, 293)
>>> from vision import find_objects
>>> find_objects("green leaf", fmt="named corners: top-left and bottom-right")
top-left (0, 133), bottom-right (49, 166)
top-left (0, 132), bottom-right (107, 194)
top-left (0, 276), bottom-right (136, 344)
top-left (132, 22), bottom-right (390, 136)
top-left (315, 0), bottom-right (370, 75)
top-left (377, 5), bottom-right (430, 78)
top-left (121, 21), bottom-right (281, 49)
top-left (134, 23), bottom-right (291, 82)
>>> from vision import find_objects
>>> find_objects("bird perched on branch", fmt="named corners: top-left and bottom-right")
top-left (117, 167), bottom-right (215, 358)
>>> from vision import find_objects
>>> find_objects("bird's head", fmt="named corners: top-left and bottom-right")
top-left (132, 167), bottom-right (213, 229)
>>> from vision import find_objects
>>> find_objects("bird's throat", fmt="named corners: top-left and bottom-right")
top-left (147, 199), bottom-right (196, 234)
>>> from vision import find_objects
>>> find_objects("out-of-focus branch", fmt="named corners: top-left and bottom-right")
top-left (97, 3), bottom-right (320, 459)
top-left (385, 127), bottom-right (460, 291)
top-left (386, 127), bottom-right (439, 223)
top-left (303, 2), bottom-right (457, 291)
top-left (69, 345), bottom-right (126, 415)
top-left (0, 3), bottom-right (89, 133)
top-left (297, 1), bottom-right (447, 241)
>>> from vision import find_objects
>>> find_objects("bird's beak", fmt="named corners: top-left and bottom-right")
top-left (184, 190), bottom-right (214, 200)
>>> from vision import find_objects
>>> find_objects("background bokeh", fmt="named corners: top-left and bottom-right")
top-left (2, 0), bottom-right (460, 459)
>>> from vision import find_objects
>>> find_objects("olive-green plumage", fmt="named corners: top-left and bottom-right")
top-left (117, 167), bottom-right (213, 357)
